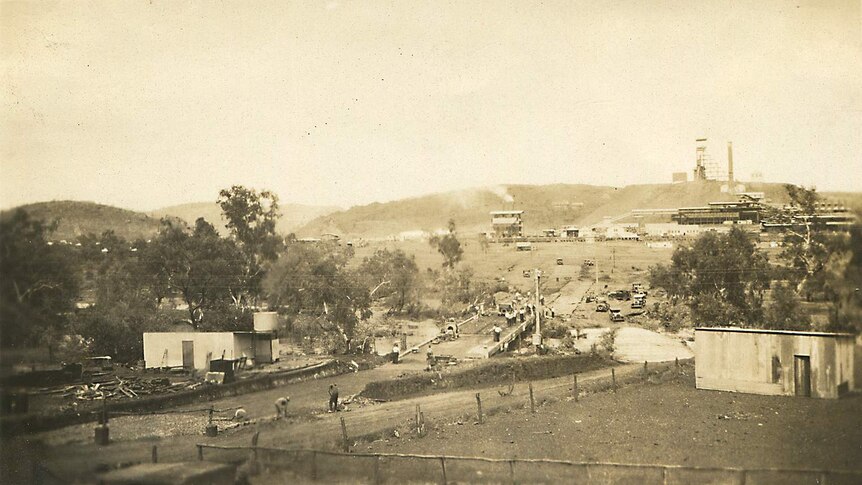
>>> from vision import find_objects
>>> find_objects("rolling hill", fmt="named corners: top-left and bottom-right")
top-left (2, 201), bottom-right (170, 241)
top-left (148, 202), bottom-right (340, 236)
top-left (6, 183), bottom-right (858, 242)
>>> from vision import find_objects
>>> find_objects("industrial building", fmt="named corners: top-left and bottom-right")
top-left (142, 312), bottom-right (279, 370)
top-left (695, 327), bottom-right (855, 399)
top-left (672, 200), bottom-right (764, 225)
top-left (490, 210), bottom-right (524, 237)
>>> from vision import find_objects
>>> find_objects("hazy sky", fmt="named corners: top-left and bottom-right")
top-left (2, 0), bottom-right (860, 211)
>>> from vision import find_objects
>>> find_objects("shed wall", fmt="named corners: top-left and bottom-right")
top-left (143, 333), bottom-right (236, 370)
top-left (695, 330), bottom-right (854, 399)
top-left (233, 335), bottom-right (274, 364)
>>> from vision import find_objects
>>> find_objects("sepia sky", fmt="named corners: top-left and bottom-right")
top-left (2, 0), bottom-right (861, 212)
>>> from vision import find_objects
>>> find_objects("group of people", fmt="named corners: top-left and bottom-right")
top-left (262, 383), bottom-right (341, 421)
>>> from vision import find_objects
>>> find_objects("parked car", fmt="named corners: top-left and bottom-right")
top-left (596, 299), bottom-right (609, 312)
top-left (609, 308), bottom-right (624, 322)
top-left (608, 290), bottom-right (631, 301)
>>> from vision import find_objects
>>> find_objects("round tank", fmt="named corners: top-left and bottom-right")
top-left (253, 312), bottom-right (279, 332)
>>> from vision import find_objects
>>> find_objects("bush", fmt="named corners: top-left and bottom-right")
top-left (598, 328), bottom-right (617, 355)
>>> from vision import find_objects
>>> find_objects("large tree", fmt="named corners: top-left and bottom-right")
top-left (769, 185), bottom-right (840, 297)
top-left (217, 186), bottom-right (282, 306)
top-left (359, 249), bottom-right (421, 313)
top-left (649, 227), bottom-right (772, 327)
top-left (264, 243), bottom-right (370, 352)
top-left (146, 218), bottom-right (244, 329)
top-left (0, 210), bottom-right (80, 347)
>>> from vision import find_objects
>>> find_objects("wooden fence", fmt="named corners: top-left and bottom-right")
top-left (194, 442), bottom-right (862, 485)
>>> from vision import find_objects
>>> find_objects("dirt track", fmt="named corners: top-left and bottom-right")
top-left (4, 362), bottom-right (642, 483)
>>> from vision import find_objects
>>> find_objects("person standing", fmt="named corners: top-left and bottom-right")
top-left (493, 325), bottom-right (502, 342)
top-left (392, 342), bottom-right (400, 364)
top-left (426, 346), bottom-right (435, 369)
top-left (328, 384), bottom-right (339, 412)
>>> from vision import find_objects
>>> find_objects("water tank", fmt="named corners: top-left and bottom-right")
top-left (253, 312), bottom-right (279, 332)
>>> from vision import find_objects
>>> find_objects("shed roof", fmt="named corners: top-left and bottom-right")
top-left (695, 327), bottom-right (855, 338)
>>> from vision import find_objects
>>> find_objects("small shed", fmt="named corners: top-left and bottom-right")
top-left (695, 327), bottom-right (855, 399)
top-left (143, 331), bottom-right (276, 370)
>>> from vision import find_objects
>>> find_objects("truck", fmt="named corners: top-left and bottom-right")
top-left (595, 298), bottom-right (609, 312)
top-left (609, 308), bottom-right (624, 322)
top-left (631, 293), bottom-right (647, 309)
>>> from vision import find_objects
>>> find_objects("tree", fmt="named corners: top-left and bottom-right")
top-left (359, 249), bottom-right (421, 313)
top-left (822, 216), bottom-right (862, 333)
top-left (768, 185), bottom-right (837, 297)
top-left (218, 186), bottom-right (282, 306)
top-left (649, 227), bottom-right (771, 327)
top-left (763, 282), bottom-right (811, 331)
top-left (429, 219), bottom-right (463, 270)
top-left (0, 210), bottom-right (80, 347)
top-left (264, 243), bottom-right (370, 352)
top-left (146, 218), bottom-right (244, 329)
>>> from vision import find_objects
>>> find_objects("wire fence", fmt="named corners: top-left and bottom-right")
top-left (195, 443), bottom-right (862, 485)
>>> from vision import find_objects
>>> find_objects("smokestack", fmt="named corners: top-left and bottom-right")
top-left (727, 141), bottom-right (734, 187)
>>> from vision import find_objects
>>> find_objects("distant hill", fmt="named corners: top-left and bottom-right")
top-left (6, 184), bottom-right (857, 243)
top-left (149, 202), bottom-right (341, 235)
top-left (2, 201), bottom-right (168, 241)
top-left (297, 182), bottom-right (861, 239)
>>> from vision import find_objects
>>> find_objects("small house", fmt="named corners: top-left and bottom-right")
top-left (695, 327), bottom-right (855, 399)
top-left (142, 312), bottom-right (280, 370)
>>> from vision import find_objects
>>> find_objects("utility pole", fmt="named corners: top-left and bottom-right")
top-left (595, 255), bottom-right (598, 285)
top-left (533, 268), bottom-right (542, 346)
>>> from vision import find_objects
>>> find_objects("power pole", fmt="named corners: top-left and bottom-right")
top-left (533, 268), bottom-right (542, 346)
top-left (595, 255), bottom-right (598, 285)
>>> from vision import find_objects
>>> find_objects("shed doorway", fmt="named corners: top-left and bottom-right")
top-left (182, 340), bottom-right (195, 369)
top-left (794, 355), bottom-right (811, 397)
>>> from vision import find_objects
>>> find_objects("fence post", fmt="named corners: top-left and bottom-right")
top-left (373, 455), bottom-right (381, 485)
top-left (251, 431), bottom-right (260, 466)
top-left (439, 457), bottom-right (447, 485)
top-left (573, 374), bottom-right (578, 402)
top-left (197, 444), bottom-right (203, 461)
top-left (529, 382), bottom-right (535, 413)
top-left (611, 368), bottom-right (617, 392)
top-left (340, 416), bottom-right (350, 452)
top-left (311, 451), bottom-right (317, 481)
top-left (151, 445), bottom-right (158, 463)
top-left (644, 361), bottom-right (648, 376)
top-left (509, 460), bottom-right (515, 485)
top-left (476, 393), bottom-right (484, 423)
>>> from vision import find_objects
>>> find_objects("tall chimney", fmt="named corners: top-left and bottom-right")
top-left (727, 141), bottom-right (734, 187)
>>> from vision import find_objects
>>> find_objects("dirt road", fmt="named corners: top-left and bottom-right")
top-left (8, 362), bottom-right (642, 483)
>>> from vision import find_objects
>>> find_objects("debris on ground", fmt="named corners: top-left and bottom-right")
top-left (717, 411), bottom-right (753, 420)
top-left (66, 375), bottom-right (202, 401)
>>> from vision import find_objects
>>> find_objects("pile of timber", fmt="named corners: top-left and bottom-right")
top-left (36, 375), bottom-right (203, 401)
